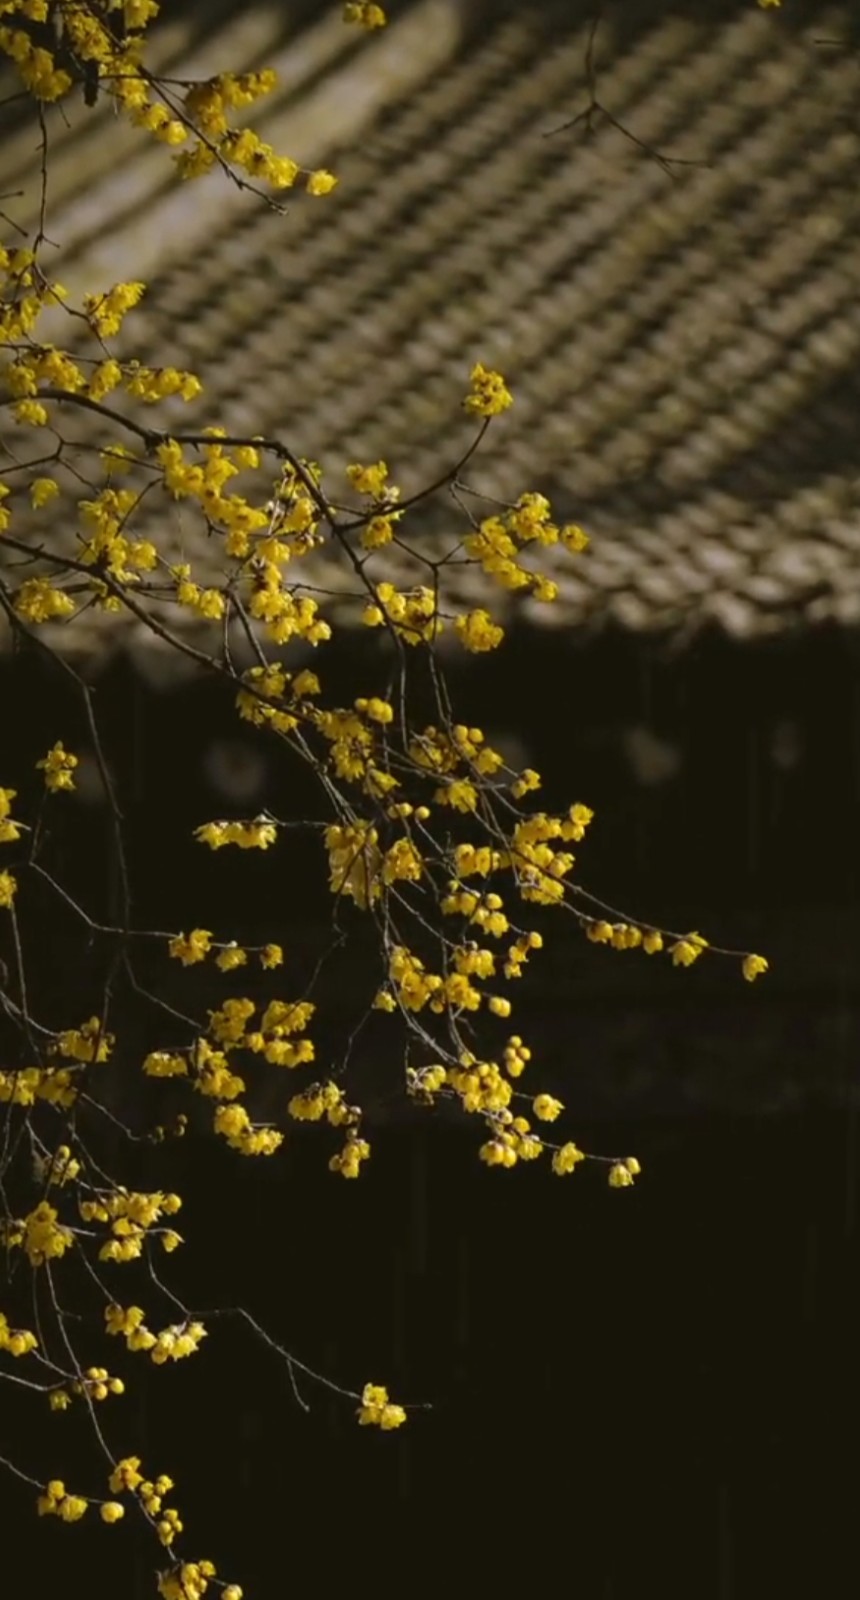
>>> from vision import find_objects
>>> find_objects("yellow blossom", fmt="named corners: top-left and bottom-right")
top-left (0, 1313), bottom-right (38, 1357)
top-left (561, 522), bottom-right (590, 553)
top-left (357, 1382), bottom-right (406, 1428)
top-left (36, 741), bottom-right (78, 792)
top-left (329, 1136), bottom-right (371, 1178)
top-left (360, 514), bottom-right (395, 549)
top-left (195, 818), bottom-right (277, 850)
top-left (344, 1), bottom-right (387, 24)
top-left (55, 1015), bottom-right (113, 1063)
top-left (552, 1142), bottom-right (585, 1176)
top-left (13, 577), bottom-right (75, 623)
top-left (455, 609), bottom-right (504, 652)
top-left (347, 460), bottom-right (390, 498)
top-left (742, 953), bottom-right (768, 982)
top-left (533, 1093), bottom-right (563, 1122)
top-left (355, 695), bottom-right (394, 724)
top-left (14, 399), bottom-right (49, 426)
top-left (83, 281), bottom-right (146, 338)
top-left (670, 932), bottom-right (708, 968)
top-left (464, 362), bottom-right (513, 418)
top-left (30, 477), bottom-right (59, 508)
top-left (168, 929), bottom-right (212, 965)
top-left (215, 942), bottom-right (248, 972)
top-left (479, 1136), bottom-right (517, 1169)
top-left (5, 1201), bottom-right (73, 1266)
top-left (57, 1495), bottom-right (88, 1522)
top-left (608, 1162), bottom-right (635, 1189)
top-left (143, 1051), bottom-right (188, 1078)
top-left (109, 1457), bottom-right (144, 1493)
top-left (511, 768), bottom-right (541, 799)
top-left (306, 168), bottom-right (337, 195)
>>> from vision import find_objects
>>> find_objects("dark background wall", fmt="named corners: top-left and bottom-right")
top-left (1, 622), bottom-right (859, 1597)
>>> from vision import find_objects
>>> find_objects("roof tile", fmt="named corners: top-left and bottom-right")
top-left (4, 0), bottom-right (860, 653)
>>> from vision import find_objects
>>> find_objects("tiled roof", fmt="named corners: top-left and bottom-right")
top-left (4, 0), bottom-right (860, 649)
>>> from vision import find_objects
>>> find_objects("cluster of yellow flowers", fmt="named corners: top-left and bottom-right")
top-left (455, 607), bottom-right (505, 652)
top-left (449, 1055), bottom-right (513, 1115)
top-left (213, 1103), bottom-right (284, 1156)
top-left (329, 1133), bottom-right (371, 1178)
top-left (325, 820), bottom-right (381, 906)
top-left (288, 1080), bottom-right (356, 1125)
top-left (90, 358), bottom-right (201, 404)
top-left (478, 1120), bottom-right (641, 1182)
top-left (183, 70), bottom-right (279, 140)
top-left (34, 1143), bottom-right (81, 1186)
top-left (347, 459), bottom-right (397, 500)
top-left (380, 945), bottom-right (517, 1019)
top-left (168, 928), bottom-right (214, 966)
top-left (84, 279), bottom-right (146, 338)
top-left (246, 574), bottom-right (331, 648)
top-left (357, 1383), bottom-right (406, 1429)
top-left (464, 492), bottom-right (589, 601)
top-left (410, 725), bottom-right (505, 812)
top-left (0, 242), bottom-right (53, 338)
top-left (405, 1062), bottom-right (448, 1101)
top-left (362, 580), bottom-right (438, 643)
top-left (175, 76), bottom-right (335, 195)
top-left (0, 1063), bottom-right (78, 1106)
top-left (102, 1457), bottom-right (198, 1554)
top-left (54, 1014), bottom-right (114, 1063)
top-left (441, 882), bottom-right (509, 937)
top-left (4, 1201), bottom-right (74, 1267)
top-left (463, 361), bottom-right (514, 417)
top-left (166, 930), bottom-right (283, 969)
top-left (234, 660), bottom-right (317, 732)
top-left (399, 1044), bottom-right (636, 1183)
top-left (149, 996), bottom-right (321, 1154)
top-left (316, 705), bottom-right (383, 783)
top-left (81, 1187), bottom-right (182, 1263)
top-left (0, 752), bottom-right (73, 902)
top-left (479, 1122), bottom-right (540, 1167)
top-left (37, 1480), bottom-right (89, 1523)
top-left (157, 1562), bottom-right (241, 1600)
top-left (11, 577), bottom-right (76, 624)
top-left (0, 1311), bottom-right (38, 1358)
top-left (552, 1142), bottom-right (587, 1176)
top-left (36, 742), bottom-right (78, 792)
top-left (106, 1306), bottom-right (207, 1366)
top-left (170, 563), bottom-right (225, 622)
top-left (582, 921), bottom-right (772, 979)
top-left (344, 1), bottom-right (388, 27)
top-left (66, 1365), bottom-right (126, 1405)
top-left (0, 786), bottom-right (20, 844)
top-left (585, 918), bottom-right (664, 953)
top-left (194, 817), bottom-right (278, 850)
top-left (0, 5), bottom-right (333, 202)
top-left (503, 1035), bottom-right (532, 1076)
top-left (104, 1308), bottom-right (201, 1371)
